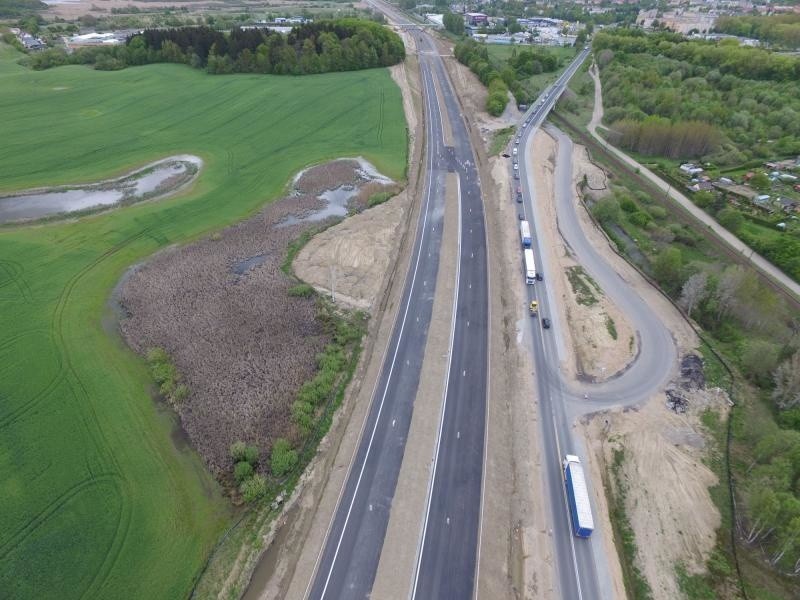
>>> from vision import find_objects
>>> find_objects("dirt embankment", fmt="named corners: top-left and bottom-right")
top-left (581, 376), bottom-right (727, 600)
top-left (292, 63), bottom-right (415, 312)
top-left (530, 129), bottom-right (636, 381)
top-left (540, 133), bottom-right (719, 598)
top-left (118, 159), bottom-right (395, 480)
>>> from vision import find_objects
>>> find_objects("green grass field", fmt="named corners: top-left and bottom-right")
top-left (0, 45), bottom-right (406, 599)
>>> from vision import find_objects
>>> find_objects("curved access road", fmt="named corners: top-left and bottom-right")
top-left (514, 49), bottom-right (679, 600)
top-left (586, 64), bottom-right (800, 301)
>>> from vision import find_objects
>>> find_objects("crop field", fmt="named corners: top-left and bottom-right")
top-left (0, 44), bottom-right (406, 600)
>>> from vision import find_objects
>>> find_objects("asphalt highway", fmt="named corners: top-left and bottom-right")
top-left (516, 49), bottom-right (678, 599)
top-left (306, 10), bottom-right (489, 599)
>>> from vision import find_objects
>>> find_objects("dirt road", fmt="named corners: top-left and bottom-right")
top-left (587, 64), bottom-right (800, 300)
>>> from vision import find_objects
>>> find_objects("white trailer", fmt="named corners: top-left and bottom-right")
top-left (563, 455), bottom-right (594, 538)
top-left (519, 220), bottom-right (531, 248)
top-left (524, 248), bottom-right (536, 285)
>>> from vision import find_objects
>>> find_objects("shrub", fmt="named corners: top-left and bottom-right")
top-left (230, 441), bottom-right (247, 462)
top-left (240, 474), bottom-right (267, 502)
top-left (242, 444), bottom-right (259, 466)
top-left (620, 197), bottom-right (637, 213)
top-left (628, 210), bottom-right (652, 228)
top-left (173, 383), bottom-right (189, 403)
top-left (271, 438), bottom-right (299, 477)
top-left (292, 400), bottom-right (314, 432)
top-left (234, 461), bottom-right (254, 483)
top-left (592, 198), bottom-right (621, 223)
top-left (367, 191), bottom-right (392, 207)
top-left (288, 283), bottom-right (314, 298)
top-left (716, 207), bottom-right (744, 234)
top-left (230, 441), bottom-right (259, 466)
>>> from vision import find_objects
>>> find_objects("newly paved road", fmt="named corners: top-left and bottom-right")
top-left (515, 48), bottom-right (679, 599)
top-left (306, 10), bottom-right (489, 599)
top-left (409, 36), bottom-right (489, 600)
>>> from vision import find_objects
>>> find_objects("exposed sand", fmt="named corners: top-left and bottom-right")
top-left (293, 64), bottom-right (415, 312)
top-left (581, 387), bottom-right (727, 600)
top-left (529, 130), bottom-right (637, 382)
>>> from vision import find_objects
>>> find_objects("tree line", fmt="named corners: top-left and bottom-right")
top-left (454, 39), bottom-right (563, 114)
top-left (716, 14), bottom-right (800, 50)
top-left (454, 39), bottom-right (509, 116)
top-left (595, 30), bottom-right (800, 164)
top-left (609, 116), bottom-right (721, 159)
top-left (593, 28), bottom-right (800, 82)
top-left (26, 19), bottom-right (405, 75)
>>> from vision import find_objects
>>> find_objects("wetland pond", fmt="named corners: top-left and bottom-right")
top-left (0, 155), bottom-right (202, 224)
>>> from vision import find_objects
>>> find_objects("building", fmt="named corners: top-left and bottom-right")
top-left (18, 32), bottom-right (45, 50)
top-left (65, 32), bottom-right (127, 49)
top-left (425, 13), bottom-right (444, 28)
top-left (680, 163), bottom-right (704, 176)
top-left (638, 9), bottom-right (716, 34)
top-left (465, 12), bottom-right (489, 27)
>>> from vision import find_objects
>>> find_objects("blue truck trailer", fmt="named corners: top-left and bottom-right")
top-left (563, 454), bottom-right (594, 538)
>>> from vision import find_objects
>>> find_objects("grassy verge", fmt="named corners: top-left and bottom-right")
top-left (0, 41), bottom-right (405, 599)
top-left (607, 446), bottom-right (653, 600)
top-left (489, 126), bottom-right (515, 156)
top-left (565, 265), bottom-right (600, 305)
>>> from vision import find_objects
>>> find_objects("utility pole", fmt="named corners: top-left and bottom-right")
top-left (330, 265), bottom-right (336, 303)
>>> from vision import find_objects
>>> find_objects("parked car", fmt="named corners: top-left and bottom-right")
top-left (516, 193), bottom-right (522, 203)
top-left (542, 317), bottom-right (551, 329)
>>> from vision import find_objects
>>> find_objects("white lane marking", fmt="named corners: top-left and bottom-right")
top-left (552, 413), bottom-right (584, 600)
top-left (309, 53), bottom-right (440, 600)
top-left (410, 172), bottom-right (463, 600)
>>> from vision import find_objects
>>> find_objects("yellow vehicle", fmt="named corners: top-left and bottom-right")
top-left (529, 300), bottom-right (539, 316)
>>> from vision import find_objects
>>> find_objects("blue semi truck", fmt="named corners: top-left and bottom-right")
top-left (563, 454), bottom-right (594, 538)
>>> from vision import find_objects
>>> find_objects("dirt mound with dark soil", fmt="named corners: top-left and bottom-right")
top-left (118, 159), bottom-right (394, 478)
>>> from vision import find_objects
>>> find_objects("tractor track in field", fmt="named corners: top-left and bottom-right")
top-left (0, 474), bottom-right (121, 561)
top-left (377, 88), bottom-right (385, 146)
top-left (0, 259), bottom-right (33, 302)
top-left (0, 229), bottom-right (153, 593)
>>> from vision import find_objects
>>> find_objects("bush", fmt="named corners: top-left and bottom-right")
top-left (230, 441), bottom-right (247, 462)
top-left (367, 191), bottom-right (392, 207)
top-left (717, 207), bottom-right (744, 234)
top-left (233, 461), bottom-right (254, 483)
top-left (288, 283), bottom-right (314, 297)
top-left (592, 198), bottom-right (621, 223)
top-left (271, 438), bottom-right (299, 477)
top-left (230, 441), bottom-right (259, 466)
top-left (240, 474), bottom-right (267, 502)
top-left (242, 444), bottom-right (259, 466)
top-left (173, 383), bottom-right (189, 403)
top-left (620, 197), bottom-right (637, 213)
top-left (628, 210), bottom-right (652, 228)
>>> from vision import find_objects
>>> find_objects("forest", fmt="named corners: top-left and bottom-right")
top-left (454, 39), bottom-right (562, 114)
top-left (0, 0), bottom-right (44, 18)
top-left (26, 19), bottom-right (405, 75)
top-left (594, 29), bottom-right (800, 164)
top-left (716, 14), bottom-right (800, 49)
